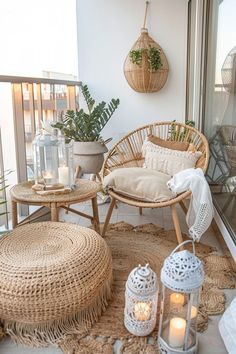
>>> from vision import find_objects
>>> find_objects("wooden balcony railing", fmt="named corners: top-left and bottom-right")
top-left (0, 75), bottom-right (81, 184)
top-left (0, 75), bottom-right (81, 222)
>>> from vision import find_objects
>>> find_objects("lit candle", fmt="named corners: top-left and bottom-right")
top-left (134, 302), bottom-right (151, 321)
top-left (169, 317), bottom-right (186, 348)
top-left (190, 306), bottom-right (197, 319)
top-left (170, 293), bottom-right (185, 306)
top-left (42, 170), bottom-right (54, 184)
top-left (58, 166), bottom-right (69, 186)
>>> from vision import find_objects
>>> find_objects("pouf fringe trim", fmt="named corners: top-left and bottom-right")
top-left (2, 274), bottom-right (113, 347)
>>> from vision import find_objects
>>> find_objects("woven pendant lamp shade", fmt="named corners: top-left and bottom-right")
top-left (124, 28), bottom-right (169, 93)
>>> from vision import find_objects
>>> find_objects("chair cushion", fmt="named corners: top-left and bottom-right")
top-left (103, 167), bottom-right (175, 202)
top-left (147, 135), bottom-right (189, 151)
top-left (142, 140), bottom-right (202, 176)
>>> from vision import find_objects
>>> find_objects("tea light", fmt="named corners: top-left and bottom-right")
top-left (42, 170), bottom-right (54, 184)
top-left (58, 166), bottom-right (69, 186)
top-left (169, 317), bottom-right (186, 348)
top-left (134, 302), bottom-right (151, 321)
top-left (191, 306), bottom-right (197, 319)
top-left (170, 293), bottom-right (185, 306)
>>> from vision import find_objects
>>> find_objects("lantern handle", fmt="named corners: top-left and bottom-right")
top-left (170, 240), bottom-right (195, 256)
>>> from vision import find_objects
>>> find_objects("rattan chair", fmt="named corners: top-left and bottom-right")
top-left (101, 121), bottom-right (209, 244)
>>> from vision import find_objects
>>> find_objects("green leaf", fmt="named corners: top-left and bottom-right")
top-left (52, 85), bottom-right (120, 141)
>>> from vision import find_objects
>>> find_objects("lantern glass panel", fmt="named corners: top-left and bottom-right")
top-left (33, 132), bottom-right (59, 185)
top-left (160, 287), bottom-right (200, 351)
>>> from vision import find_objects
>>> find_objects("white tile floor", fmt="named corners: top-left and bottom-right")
top-left (0, 201), bottom-right (234, 353)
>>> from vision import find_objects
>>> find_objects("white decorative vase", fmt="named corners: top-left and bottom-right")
top-left (73, 141), bottom-right (108, 174)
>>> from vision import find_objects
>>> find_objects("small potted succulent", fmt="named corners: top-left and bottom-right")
top-left (52, 84), bottom-right (120, 175)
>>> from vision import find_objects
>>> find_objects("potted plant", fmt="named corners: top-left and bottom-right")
top-left (52, 84), bottom-right (120, 175)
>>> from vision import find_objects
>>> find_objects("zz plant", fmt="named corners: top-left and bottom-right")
top-left (52, 85), bottom-right (120, 142)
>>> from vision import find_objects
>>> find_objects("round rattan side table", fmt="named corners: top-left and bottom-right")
top-left (10, 179), bottom-right (101, 233)
top-left (0, 222), bottom-right (113, 346)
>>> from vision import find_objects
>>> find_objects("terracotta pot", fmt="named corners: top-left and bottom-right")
top-left (73, 141), bottom-right (108, 174)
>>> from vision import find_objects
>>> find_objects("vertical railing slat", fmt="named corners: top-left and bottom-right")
top-left (37, 83), bottom-right (43, 128)
top-left (12, 83), bottom-right (29, 216)
top-left (67, 85), bottom-right (76, 110)
top-left (29, 83), bottom-right (36, 135)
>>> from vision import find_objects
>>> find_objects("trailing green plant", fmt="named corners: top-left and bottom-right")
top-left (129, 49), bottom-right (143, 67)
top-left (148, 47), bottom-right (162, 71)
top-left (129, 46), bottom-right (162, 72)
top-left (52, 85), bottom-right (120, 142)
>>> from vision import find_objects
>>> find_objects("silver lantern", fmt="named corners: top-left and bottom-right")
top-left (158, 240), bottom-right (204, 354)
top-left (124, 263), bottom-right (158, 336)
top-left (33, 129), bottom-right (74, 187)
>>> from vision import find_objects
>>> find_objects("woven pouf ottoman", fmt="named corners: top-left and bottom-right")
top-left (0, 222), bottom-right (112, 346)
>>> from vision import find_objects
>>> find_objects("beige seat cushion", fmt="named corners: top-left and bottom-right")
top-left (103, 167), bottom-right (175, 202)
top-left (147, 135), bottom-right (189, 151)
top-left (142, 140), bottom-right (202, 176)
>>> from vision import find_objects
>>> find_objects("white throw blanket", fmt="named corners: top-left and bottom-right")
top-left (219, 296), bottom-right (236, 354)
top-left (167, 168), bottom-right (214, 242)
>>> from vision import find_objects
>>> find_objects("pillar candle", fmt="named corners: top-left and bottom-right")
top-left (58, 166), bottom-right (69, 186)
top-left (169, 317), bottom-right (186, 348)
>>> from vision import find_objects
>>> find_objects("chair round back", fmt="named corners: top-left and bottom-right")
top-left (101, 121), bottom-right (209, 179)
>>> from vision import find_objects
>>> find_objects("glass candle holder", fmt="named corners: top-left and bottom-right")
top-left (158, 240), bottom-right (204, 354)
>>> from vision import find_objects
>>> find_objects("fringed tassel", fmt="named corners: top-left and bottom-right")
top-left (3, 272), bottom-right (113, 347)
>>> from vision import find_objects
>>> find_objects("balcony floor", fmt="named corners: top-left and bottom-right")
top-left (0, 201), bottom-right (234, 354)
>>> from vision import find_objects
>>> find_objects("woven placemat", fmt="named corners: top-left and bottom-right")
top-left (59, 222), bottom-right (236, 354)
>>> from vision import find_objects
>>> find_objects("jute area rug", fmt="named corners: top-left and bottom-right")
top-left (59, 222), bottom-right (236, 354)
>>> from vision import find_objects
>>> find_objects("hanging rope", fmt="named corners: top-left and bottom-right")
top-left (143, 1), bottom-right (149, 29)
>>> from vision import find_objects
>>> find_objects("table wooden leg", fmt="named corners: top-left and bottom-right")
top-left (92, 196), bottom-right (100, 234)
top-left (51, 203), bottom-right (59, 222)
top-left (102, 197), bottom-right (116, 237)
top-left (12, 200), bottom-right (18, 228)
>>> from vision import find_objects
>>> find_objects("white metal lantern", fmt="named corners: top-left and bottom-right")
top-left (158, 240), bottom-right (204, 354)
top-left (33, 129), bottom-right (74, 187)
top-left (124, 263), bottom-right (158, 336)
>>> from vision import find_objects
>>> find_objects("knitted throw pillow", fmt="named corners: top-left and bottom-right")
top-left (142, 140), bottom-right (202, 176)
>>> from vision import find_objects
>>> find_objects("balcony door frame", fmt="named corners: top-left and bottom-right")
top-left (187, 0), bottom-right (236, 260)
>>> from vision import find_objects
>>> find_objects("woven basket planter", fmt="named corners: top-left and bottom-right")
top-left (0, 222), bottom-right (113, 346)
top-left (124, 28), bottom-right (169, 93)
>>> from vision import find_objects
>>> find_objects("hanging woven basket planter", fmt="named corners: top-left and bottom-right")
top-left (124, 2), bottom-right (169, 93)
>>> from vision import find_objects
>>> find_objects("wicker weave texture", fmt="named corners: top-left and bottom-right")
top-left (102, 121), bottom-right (209, 183)
top-left (10, 179), bottom-right (101, 203)
top-left (124, 29), bottom-right (169, 93)
top-left (0, 222), bottom-right (112, 345)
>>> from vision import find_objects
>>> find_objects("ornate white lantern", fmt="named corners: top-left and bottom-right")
top-left (33, 130), bottom-right (74, 187)
top-left (158, 240), bottom-right (204, 354)
top-left (124, 264), bottom-right (158, 336)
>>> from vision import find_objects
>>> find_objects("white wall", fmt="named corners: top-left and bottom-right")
top-left (76, 0), bottom-right (188, 143)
